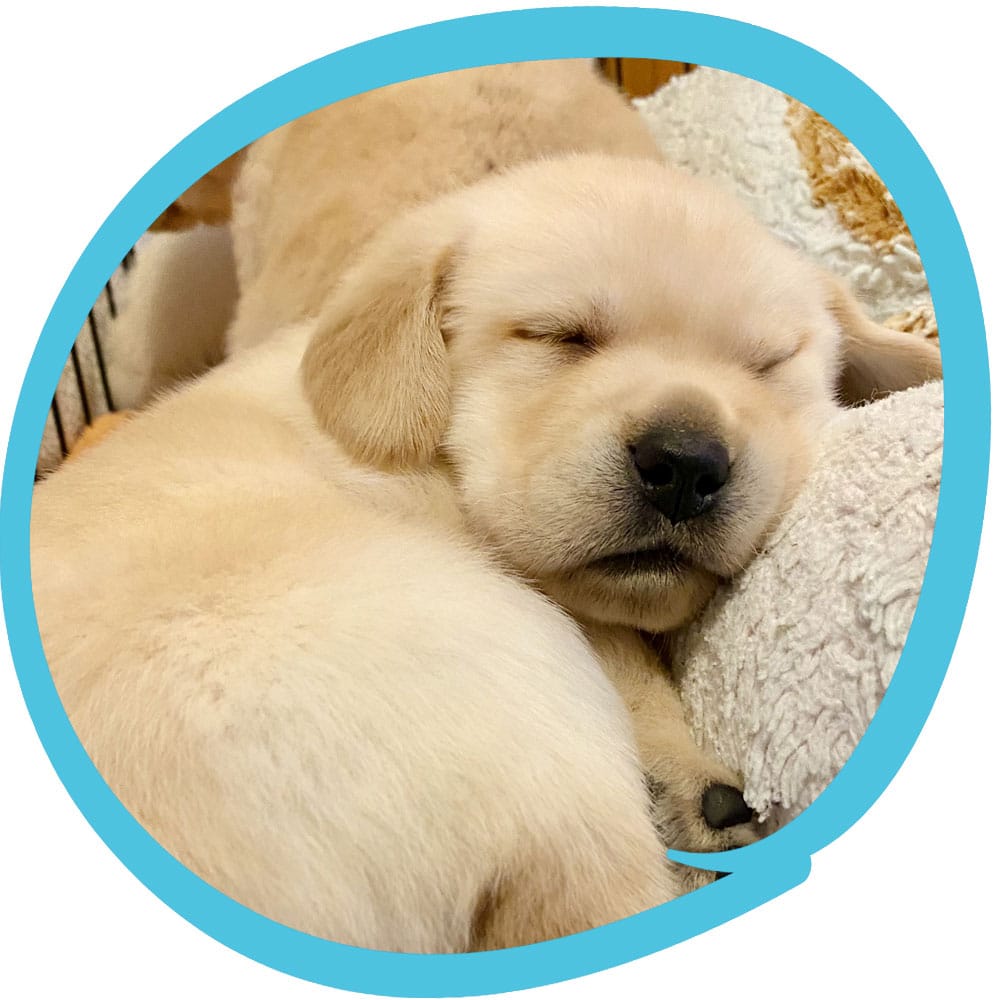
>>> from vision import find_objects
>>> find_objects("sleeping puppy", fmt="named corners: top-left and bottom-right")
top-left (30, 61), bottom-right (941, 953)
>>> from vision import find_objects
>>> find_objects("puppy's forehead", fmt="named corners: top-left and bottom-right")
top-left (456, 156), bottom-right (825, 351)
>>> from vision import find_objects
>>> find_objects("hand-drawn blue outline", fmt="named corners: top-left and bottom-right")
top-left (1, 7), bottom-right (989, 997)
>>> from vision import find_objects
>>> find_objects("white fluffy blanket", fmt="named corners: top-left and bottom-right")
top-left (635, 67), bottom-right (933, 325)
top-left (636, 68), bottom-right (941, 820)
top-left (674, 383), bottom-right (941, 820)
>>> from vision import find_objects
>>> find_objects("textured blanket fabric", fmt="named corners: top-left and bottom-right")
top-left (635, 67), bottom-right (934, 328)
top-left (674, 383), bottom-right (942, 820)
top-left (636, 68), bottom-right (941, 821)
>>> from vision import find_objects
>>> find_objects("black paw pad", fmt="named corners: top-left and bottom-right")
top-left (701, 783), bottom-right (754, 830)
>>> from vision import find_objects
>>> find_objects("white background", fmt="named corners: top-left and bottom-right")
top-left (2, 2), bottom-right (996, 996)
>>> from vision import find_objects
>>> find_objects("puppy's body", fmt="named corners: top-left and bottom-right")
top-left (33, 327), bottom-right (677, 950)
top-left (32, 62), bottom-right (940, 951)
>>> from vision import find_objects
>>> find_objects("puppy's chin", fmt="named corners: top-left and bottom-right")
top-left (538, 560), bottom-right (718, 632)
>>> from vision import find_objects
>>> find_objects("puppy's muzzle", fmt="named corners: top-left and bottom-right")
top-left (629, 425), bottom-right (730, 525)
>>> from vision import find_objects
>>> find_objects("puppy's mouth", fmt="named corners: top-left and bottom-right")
top-left (586, 542), bottom-right (688, 577)
top-left (540, 534), bottom-right (719, 632)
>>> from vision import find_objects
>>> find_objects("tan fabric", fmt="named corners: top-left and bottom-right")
top-left (785, 98), bottom-right (909, 251)
top-left (786, 97), bottom-right (936, 342)
top-left (883, 302), bottom-right (939, 341)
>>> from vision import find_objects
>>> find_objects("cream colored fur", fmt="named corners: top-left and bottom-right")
top-left (31, 61), bottom-right (941, 953)
top-left (33, 328), bottom-right (680, 950)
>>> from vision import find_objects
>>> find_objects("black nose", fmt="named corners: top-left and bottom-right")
top-left (629, 426), bottom-right (730, 525)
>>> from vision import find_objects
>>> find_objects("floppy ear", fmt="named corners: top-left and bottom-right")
top-left (825, 276), bottom-right (943, 405)
top-left (300, 208), bottom-right (458, 469)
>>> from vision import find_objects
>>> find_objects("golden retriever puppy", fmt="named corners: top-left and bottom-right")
top-left (30, 61), bottom-right (941, 953)
top-left (295, 150), bottom-right (940, 850)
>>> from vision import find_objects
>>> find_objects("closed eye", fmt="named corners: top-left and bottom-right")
top-left (510, 322), bottom-right (600, 353)
top-left (553, 327), bottom-right (595, 350)
top-left (750, 339), bottom-right (806, 375)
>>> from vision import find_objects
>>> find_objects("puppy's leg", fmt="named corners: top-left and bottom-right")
top-left (587, 625), bottom-right (763, 890)
top-left (471, 789), bottom-right (678, 950)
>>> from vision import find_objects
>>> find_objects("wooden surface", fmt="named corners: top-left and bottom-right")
top-left (599, 58), bottom-right (694, 97)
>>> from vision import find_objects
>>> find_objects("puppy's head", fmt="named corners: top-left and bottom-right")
top-left (303, 155), bottom-right (941, 631)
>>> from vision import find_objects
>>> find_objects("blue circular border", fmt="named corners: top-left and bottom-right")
top-left (0, 8), bottom-right (989, 997)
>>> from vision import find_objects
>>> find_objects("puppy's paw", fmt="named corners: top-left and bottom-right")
top-left (645, 759), bottom-right (765, 861)
top-left (701, 781), bottom-right (754, 832)
top-left (649, 767), bottom-right (767, 894)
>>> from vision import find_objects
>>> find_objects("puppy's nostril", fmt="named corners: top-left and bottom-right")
top-left (641, 462), bottom-right (675, 488)
top-left (701, 783), bottom-right (754, 830)
top-left (630, 437), bottom-right (675, 486)
top-left (696, 470), bottom-right (725, 498)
